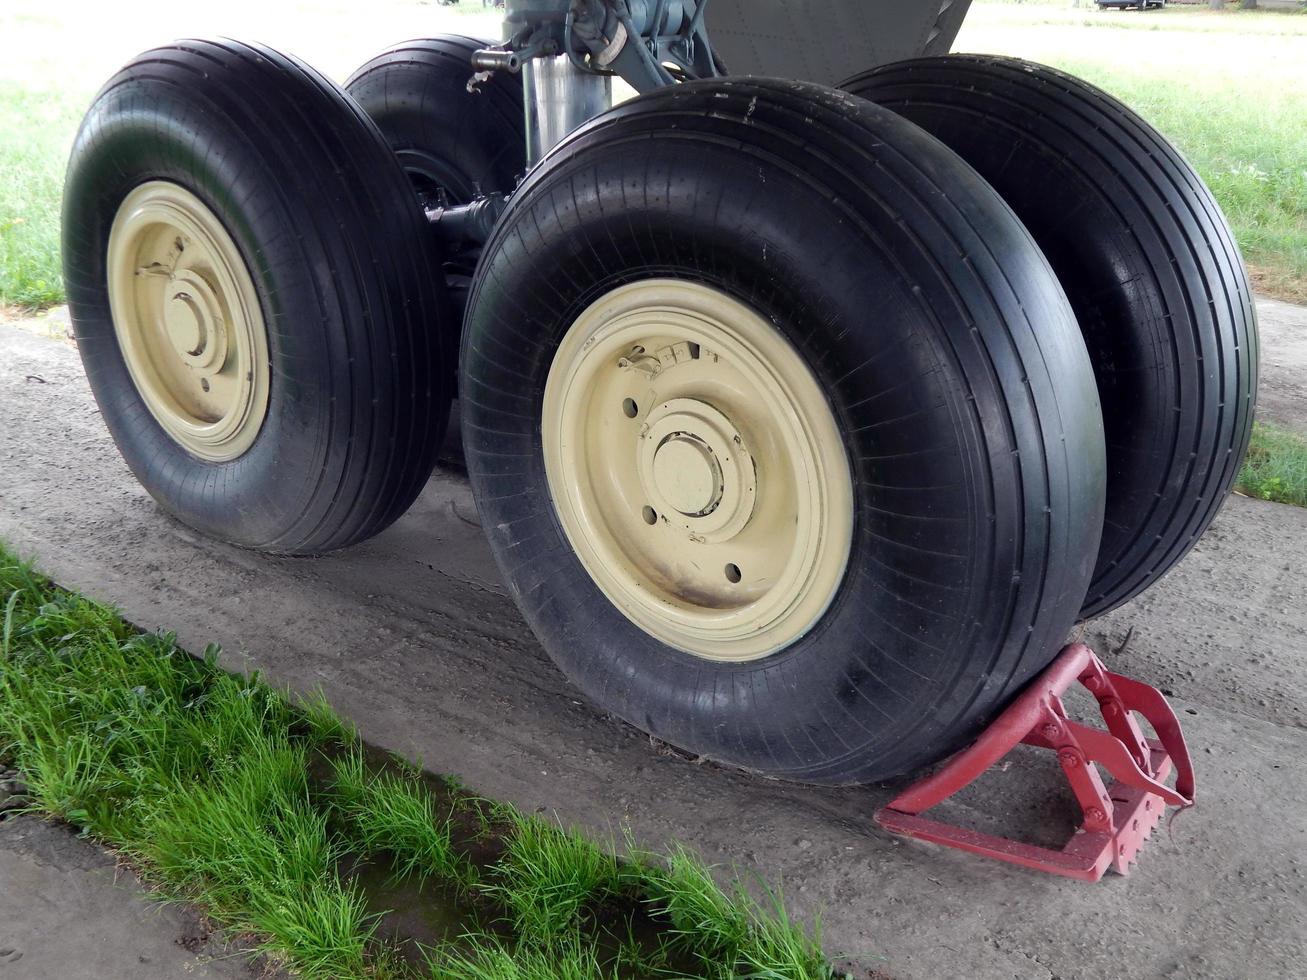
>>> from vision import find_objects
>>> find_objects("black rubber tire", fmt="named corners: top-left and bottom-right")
top-left (346, 35), bottom-right (526, 405)
top-left (345, 36), bottom-right (527, 205)
top-left (62, 40), bottom-right (451, 554)
top-left (845, 56), bottom-right (1257, 618)
top-left (462, 78), bottom-right (1106, 784)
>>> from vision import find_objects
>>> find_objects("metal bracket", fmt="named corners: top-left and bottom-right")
top-left (875, 643), bottom-right (1195, 881)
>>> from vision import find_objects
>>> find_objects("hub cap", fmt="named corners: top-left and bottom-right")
top-left (542, 280), bottom-right (854, 662)
top-left (107, 181), bottom-right (270, 461)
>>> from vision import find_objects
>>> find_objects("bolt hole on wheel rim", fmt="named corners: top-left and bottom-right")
top-left (106, 181), bottom-right (270, 462)
top-left (542, 280), bottom-right (854, 663)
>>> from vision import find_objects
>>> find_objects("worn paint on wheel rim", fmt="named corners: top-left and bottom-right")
top-left (107, 181), bottom-right (269, 462)
top-left (542, 280), bottom-right (854, 662)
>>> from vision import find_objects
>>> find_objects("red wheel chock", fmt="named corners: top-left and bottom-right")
top-left (875, 643), bottom-right (1195, 881)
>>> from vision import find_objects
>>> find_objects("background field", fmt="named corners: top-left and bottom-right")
top-left (2, 0), bottom-right (1305, 307)
top-left (0, 0), bottom-right (501, 308)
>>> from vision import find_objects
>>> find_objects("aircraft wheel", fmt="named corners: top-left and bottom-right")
top-left (846, 56), bottom-right (1257, 617)
top-left (62, 40), bottom-right (451, 554)
top-left (461, 78), bottom-right (1106, 783)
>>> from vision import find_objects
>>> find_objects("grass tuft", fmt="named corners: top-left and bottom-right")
top-left (630, 844), bottom-right (831, 980)
top-left (1237, 420), bottom-right (1307, 507)
top-left (329, 747), bottom-right (477, 890)
top-left (299, 688), bottom-right (360, 747)
top-left (0, 556), bottom-right (378, 978)
top-left (140, 742), bottom-right (377, 979)
top-left (426, 931), bottom-right (612, 980)
top-left (480, 811), bottom-right (624, 943)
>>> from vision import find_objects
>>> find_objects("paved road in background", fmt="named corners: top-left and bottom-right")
top-left (0, 299), bottom-right (1304, 979)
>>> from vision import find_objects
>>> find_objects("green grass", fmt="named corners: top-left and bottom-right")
top-left (637, 845), bottom-right (831, 980)
top-left (1237, 421), bottom-right (1307, 507)
top-left (0, 84), bottom-right (82, 308)
top-left (429, 932), bottom-right (617, 980)
top-left (329, 750), bottom-right (478, 891)
top-left (482, 812), bottom-right (625, 944)
top-left (0, 545), bottom-right (840, 979)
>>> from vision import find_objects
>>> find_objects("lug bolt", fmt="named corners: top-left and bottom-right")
top-left (1058, 749), bottom-right (1080, 768)
top-left (1041, 723), bottom-right (1059, 739)
top-left (1085, 806), bottom-right (1106, 823)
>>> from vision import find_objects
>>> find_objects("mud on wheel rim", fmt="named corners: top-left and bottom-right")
top-left (542, 280), bottom-right (854, 663)
top-left (107, 181), bottom-right (270, 462)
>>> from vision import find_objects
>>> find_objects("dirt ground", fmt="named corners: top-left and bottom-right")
top-left (0, 299), bottom-right (1305, 979)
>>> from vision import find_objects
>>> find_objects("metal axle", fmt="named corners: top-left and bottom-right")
top-left (425, 194), bottom-right (509, 250)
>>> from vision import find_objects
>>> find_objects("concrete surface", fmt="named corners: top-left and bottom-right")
top-left (1256, 296), bottom-right (1307, 438)
top-left (0, 297), bottom-right (1304, 979)
top-left (0, 772), bottom-right (281, 979)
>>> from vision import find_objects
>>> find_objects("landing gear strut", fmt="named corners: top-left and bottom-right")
top-left (62, 3), bottom-right (1252, 824)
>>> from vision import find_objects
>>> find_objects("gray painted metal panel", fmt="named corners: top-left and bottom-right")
top-left (705, 0), bottom-right (972, 85)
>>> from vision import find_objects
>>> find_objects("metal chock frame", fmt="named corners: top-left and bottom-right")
top-left (875, 643), bottom-right (1196, 881)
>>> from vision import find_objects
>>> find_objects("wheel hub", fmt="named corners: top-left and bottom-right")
top-left (107, 181), bottom-right (270, 462)
top-left (162, 271), bottom-right (228, 370)
top-left (542, 280), bottom-right (853, 663)
top-left (638, 397), bottom-right (756, 539)
top-left (652, 432), bottom-right (720, 517)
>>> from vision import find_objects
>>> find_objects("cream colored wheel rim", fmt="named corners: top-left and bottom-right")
top-left (543, 280), bottom-right (854, 663)
top-left (107, 181), bottom-right (270, 461)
